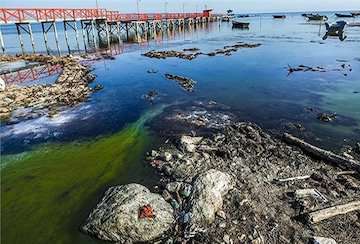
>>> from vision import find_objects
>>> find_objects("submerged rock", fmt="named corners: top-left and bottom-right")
top-left (82, 184), bottom-right (174, 243)
top-left (317, 112), bottom-right (337, 122)
top-left (165, 74), bottom-right (196, 92)
top-left (188, 169), bottom-right (234, 227)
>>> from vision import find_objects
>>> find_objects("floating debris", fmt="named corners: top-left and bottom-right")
top-left (165, 74), bottom-right (196, 92)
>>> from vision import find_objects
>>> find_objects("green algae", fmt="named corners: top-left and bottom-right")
top-left (1, 108), bottom-right (163, 244)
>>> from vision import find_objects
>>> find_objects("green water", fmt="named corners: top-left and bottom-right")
top-left (1, 109), bottom-right (161, 244)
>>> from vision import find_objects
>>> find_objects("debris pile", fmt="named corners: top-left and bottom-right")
top-left (144, 104), bottom-right (360, 243)
top-left (0, 54), bottom-right (97, 120)
top-left (165, 74), bottom-right (196, 92)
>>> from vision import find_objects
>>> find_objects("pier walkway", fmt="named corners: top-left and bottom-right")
top-left (0, 8), bottom-right (219, 54)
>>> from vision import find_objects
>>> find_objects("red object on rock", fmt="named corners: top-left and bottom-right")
top-left (138, 204), bottom-right (155, 219)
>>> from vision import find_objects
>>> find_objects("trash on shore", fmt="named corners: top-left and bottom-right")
top-left (165, 74), bottom-right (196, 92)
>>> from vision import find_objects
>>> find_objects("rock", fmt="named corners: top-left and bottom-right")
top-left (188, 169), bottom-right (234, 227)
top-left (180, 183), bottom-right (192, 198)
top-left (180, 135), bottom-right (203, 152)
top-left (93, 84), bottom-right (103, 91)
top-left (164, 152), bottom-right (172, 161)
top-left (82, 184), bottom-right (174, 243)
top-left (166, 182), bottom-right (182, 193)
top-left (356, 142), bottom-right (360, 154)
top-left (223, 234), bottom-right (231, 244)
top-left (317, 112), bottom-right (337, 122)
top-left (217, 210), bottom-right (226, 219)
top-left (310, 236), bottom-right (337, 244)
top-left (0, 77), bottom-right (5, 91)
top-left (165, 74), bottom-right (196, 92)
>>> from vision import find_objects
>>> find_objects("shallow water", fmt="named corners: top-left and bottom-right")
top-left (1, 12), bottom-right (360, 244)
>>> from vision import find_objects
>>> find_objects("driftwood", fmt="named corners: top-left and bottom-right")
top-left (294, 189), bottom-right (328, 203)
top-left (283, 133), bottom-right (360, 172)
top-left (274, 175), bottom-right (310, 183)
top-left (306, 200), bottom-right (360, 223)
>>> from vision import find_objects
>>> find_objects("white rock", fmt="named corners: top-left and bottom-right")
top-left (180, 135), bottom-right (203, 152)
top-left (0, 77), bottom-right (5, 92)
top-left (164, 151), bottom-right (172, 161)
top-left (189, 169), bottom-right (234, 227)
top-left (311, 236), bottom-right (337, 244)
top-left (82, 184), bottom-right (174, 243)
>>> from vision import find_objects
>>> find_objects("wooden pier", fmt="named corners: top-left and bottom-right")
top-left (0, 8), bottom-right (219, 54)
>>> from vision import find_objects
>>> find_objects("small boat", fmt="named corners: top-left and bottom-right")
top-left (335, 13), bottom-right (354, 18)
top-left (232, 21), bottom-right (250, 29)
top-left (302, 13), bottom-right (312, 17)
top-left (273, 15), bottom-right (286, 19)
top-left (307, 14), bottom-right (328, 21)
top-left (351, 11), bottom-right (360, 16)
top-left (323, 21), bottom-right (347, 41)
top-left (238, 14), bottom-right (250, 18)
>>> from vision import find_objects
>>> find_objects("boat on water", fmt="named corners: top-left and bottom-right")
top-left (350, 11), bottom-right (360, 16)
top-left (232, 21), bottom-right (250, 29)
top-left (221, 16), bottom-right (231, 22)
top-left (273, 15), bottom-right (286, 19)
top-left (323, 21), bottom-right (347, 41)
top-left (307, 14), bottom-right (328, 21)
top-left (335, 13), bottom-right (354, 18)
top-left (238, 14), bottom-right (250, 18)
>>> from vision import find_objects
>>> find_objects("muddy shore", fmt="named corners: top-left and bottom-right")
top-left (0, 54), bottom-right (98, 120)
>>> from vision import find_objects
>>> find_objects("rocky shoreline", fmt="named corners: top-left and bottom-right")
top-left (0, 54), bottom-right (99, 120)
top-left (82, 103), bottom-right (360, 244)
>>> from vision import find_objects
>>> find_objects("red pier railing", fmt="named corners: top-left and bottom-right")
top-left (0, 8), bottom-right (207, 24)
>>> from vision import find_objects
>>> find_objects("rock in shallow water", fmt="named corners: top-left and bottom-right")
top-left (82, 184), bottom-right (174, 243)
top-left (189, 169), bottom-right (234, 227)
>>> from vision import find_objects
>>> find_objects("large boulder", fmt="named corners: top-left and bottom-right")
top-left (188, 169), bottom-right (234, 227)
top-left (82, 184), bottom-right (174, 243)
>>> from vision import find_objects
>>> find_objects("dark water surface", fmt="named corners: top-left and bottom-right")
top-left (1, 12), bottom-right (360, 244)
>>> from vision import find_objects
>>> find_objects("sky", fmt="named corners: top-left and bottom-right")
top-left (1, 0), bottom-right (359, 13)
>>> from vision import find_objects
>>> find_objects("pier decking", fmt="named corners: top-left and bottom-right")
top-left (0, 8), bottom-right (219, 54)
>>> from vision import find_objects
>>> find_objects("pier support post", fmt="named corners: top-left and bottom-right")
top-left (80, 21), bottom-right (88, 52)
top-left (28, 23), bottom-right (35, 53)
top-left (53, 22), bottom-right (61, 56)
top-left (91, 20), bottom-right (98, 49)
top-left (0, 26), bottom-right (5, 53)
top-left (63, 21), bottom-right (71, 54)
top-left (41, 22), bottom-right (50, 55)
top-left (105, 21), bottom-right (111, 48)
top-left (15, 24), bottom-right (25, 54)
top-left (74, 21), bottom-right (81, 52)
